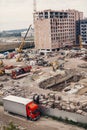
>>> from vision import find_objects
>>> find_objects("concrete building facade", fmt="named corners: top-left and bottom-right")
top-left (34, 9), bottom-right (83, 52)
top-left (76, 19), bottom-right (87, 45)
top-left (80, 19), bottom-right (87, 44)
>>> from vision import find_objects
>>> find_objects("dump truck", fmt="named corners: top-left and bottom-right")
top-left (11, 65), bottom-right (32, 79)
top-left (3, 95), bottom-right (40, 121)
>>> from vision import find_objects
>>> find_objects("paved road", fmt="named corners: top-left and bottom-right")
top-left (0, 106), bottom-right (85, 130)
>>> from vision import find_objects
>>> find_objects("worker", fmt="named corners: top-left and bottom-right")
top-left (33, 94), bottom-right (40, 104)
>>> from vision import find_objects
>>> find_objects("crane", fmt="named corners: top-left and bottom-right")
top-left (16, 24), bottom-right (32, 53)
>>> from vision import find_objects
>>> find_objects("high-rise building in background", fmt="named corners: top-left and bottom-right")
top-left (76, 19), bottom-right (87, 45)
top-left (34, 9), bottom-right (83, 52)
top-left (80, 19), bottom-right (87, 44)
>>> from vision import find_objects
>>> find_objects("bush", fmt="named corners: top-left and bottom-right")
top-left (2, 122), bottom-right (19, 130)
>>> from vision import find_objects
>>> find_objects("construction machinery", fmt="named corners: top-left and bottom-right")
top-left (49, 60), bottom-right (64, 71)
top-left (16, 54), bottom-right (23, 62)
top-left (11, 65), bottom-right (32, 79)
top-left (16, 25), bottom-right (32, 53)
top-left (51, 61), bottom-right (59, 71)
top-left (0, 60), bottom-right (4, 67)
top-left (36, 58), bottom-right (48, 66)
top-left (0, 60), bottom-right (5, 76)
top-left (0, 68), bottom-right (5, 76)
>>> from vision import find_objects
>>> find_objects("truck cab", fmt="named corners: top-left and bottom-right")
top-left (3, 95), bottom-right (40, 121)
top-left (26, 102), bottom-right (40, 120)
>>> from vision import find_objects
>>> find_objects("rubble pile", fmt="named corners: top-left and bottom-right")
top-left (39, 70), bottom-right (83, 91)
top-left (30, 92), bottom-right (87, 116)
top-left (0, 85), bottom-right (27, 97)
top-left (78, 63), bottom-right (87, 68)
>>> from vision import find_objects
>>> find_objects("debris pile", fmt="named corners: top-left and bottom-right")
top-left (30, 92), bottom-right (87, 116)
top-left (78, 63), bottom-right (87, 68)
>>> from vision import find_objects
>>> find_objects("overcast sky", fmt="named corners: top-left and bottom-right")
top-left (0, 0), bottom-right (87, 31)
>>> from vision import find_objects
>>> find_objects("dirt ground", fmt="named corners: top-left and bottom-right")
top-left (0, 106), bottom-right (85, 130)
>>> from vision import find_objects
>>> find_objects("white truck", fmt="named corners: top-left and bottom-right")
top-left (3, 95), bottom-right (40, 120)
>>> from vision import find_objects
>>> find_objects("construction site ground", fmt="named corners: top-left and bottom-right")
top-left (0, 48), bottom-right (87, 129)
top-left (1, 56), bottom-right (87, 95)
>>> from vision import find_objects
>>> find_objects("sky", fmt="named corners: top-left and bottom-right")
top-left (0, 0), bottom-right (87, 31)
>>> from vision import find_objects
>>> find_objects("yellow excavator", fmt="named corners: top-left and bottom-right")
top-left (16, 54), bottom-right (23, 62)
top-left (0, 60), bottom-right (5, 76)
top-left (0, 68), bottom-right (5, 76)
top-left (0, 60), bottom-right (3, 67)
top-left (16, 24), bottom-right (32, 53)
top-left (49, 60), bottom-right (64, 71)
top-left (52, 61), bottom-right (59, 71)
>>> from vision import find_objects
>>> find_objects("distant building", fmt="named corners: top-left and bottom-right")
top-left (34, 9), bottom-right (83, 52)
top-left (76, 19), bottom-right (87, 45)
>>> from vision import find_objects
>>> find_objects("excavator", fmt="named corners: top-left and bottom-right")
top-left (0, 60), bottom-right (4, 67)
top-left (16, 54), bottom-right (23, 62)
top-left (16, 24), bottom-right (32, 53)
top-left (0, 60), bottom-right (5, 76)
top-left (49, 60), bottom-right (64, 71)
top-left (0, 68), bottom-right (5, 76)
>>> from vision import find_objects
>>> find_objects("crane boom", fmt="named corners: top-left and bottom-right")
top-left (16, 24), bottom-right (32, 53)
top-left (24, 25), bottom-right (32, 40)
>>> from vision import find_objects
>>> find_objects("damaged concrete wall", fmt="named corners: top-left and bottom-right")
top-left (42, 107), bottom-right (87, 124)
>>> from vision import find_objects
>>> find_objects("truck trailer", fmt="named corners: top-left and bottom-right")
top-left (3, 95), bottom-right (40, 120)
